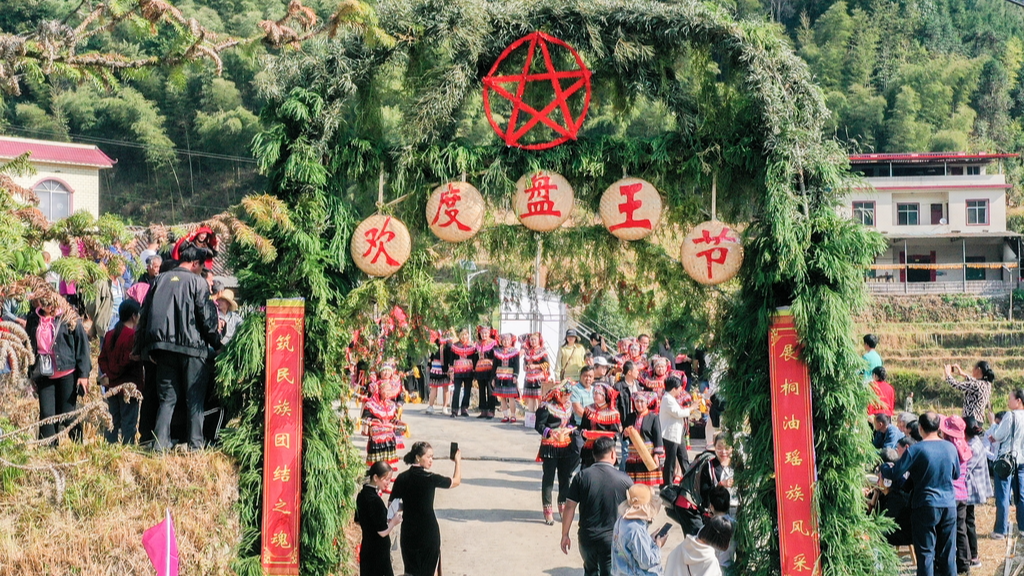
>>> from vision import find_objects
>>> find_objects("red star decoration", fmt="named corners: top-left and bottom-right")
top-left (482, 31), bottom-right (592, 150)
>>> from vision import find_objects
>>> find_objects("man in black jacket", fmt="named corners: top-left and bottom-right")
top-left (134, 245), bottom-right (222, 451)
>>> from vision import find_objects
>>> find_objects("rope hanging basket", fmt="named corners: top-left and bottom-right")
top-left (513, 170), bottom-right (574, 232)
top-left (599, 177), bottom-right (663, 241)
top-left (350, 214), bottom-right (412, 277)
top-left (425, 181), bottom-right (485, 243)
top-left (680, 220), bottom-right (744, 285)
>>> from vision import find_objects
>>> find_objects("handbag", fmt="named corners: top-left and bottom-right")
top-left (995, 412), bottom-right (1019, 480)
top-left (32, 353), bottom-right (54, 379)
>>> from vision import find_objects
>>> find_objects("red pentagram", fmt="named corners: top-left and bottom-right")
top-left (482, 31), bottom-right (592, 150)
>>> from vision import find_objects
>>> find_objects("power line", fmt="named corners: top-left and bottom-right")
top-left (3, 124), bottom-right (259, 164)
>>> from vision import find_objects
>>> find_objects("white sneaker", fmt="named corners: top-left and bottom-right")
top-left (442, 407), bottom-right (451, 415)
top-left (425, 406), bottom-right (435, 415)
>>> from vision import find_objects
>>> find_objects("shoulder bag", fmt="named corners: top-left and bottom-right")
top-left (994, 412), bottom-right (1018, 480)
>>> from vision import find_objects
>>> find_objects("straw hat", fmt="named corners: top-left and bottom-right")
top-left (621, 484), bottom-right (660, 521)
top-left (216, 289), bottom-right (238, 312)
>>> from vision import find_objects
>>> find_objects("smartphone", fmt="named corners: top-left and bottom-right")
top-left (76, 384), bottom-right (86, 397)
top-left (449, 442), bottom-right (459, 460)
top-left (655, 522), bottom-right (672, 539)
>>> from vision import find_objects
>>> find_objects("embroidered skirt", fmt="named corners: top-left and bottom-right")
top-left (625, 441), bottom-right (663, 486)
top-left (493, 378), bottom-right (520, 399)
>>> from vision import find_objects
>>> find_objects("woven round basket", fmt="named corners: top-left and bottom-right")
top-left (425, 181), bottom-right (485, 242)
top-left (513, 171), bottom-right (574, 232)
top-left (599, 177), bottom-right (662, 241)
top-left (350, 214), bottom-right (412, 277)
top-left (680, 220), bottom-right (744, 285)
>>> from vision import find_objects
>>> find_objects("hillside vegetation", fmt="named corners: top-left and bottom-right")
top-left (4, 0), bottom-right (1024, 225)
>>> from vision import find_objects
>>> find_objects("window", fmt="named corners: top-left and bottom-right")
top-left (34, 180), bottom-right (72, 221)
top-left (965, 256), bottom-right (986, 281)
top-left (852, 201), bottom-right (875, 226)
top-left (966, 166), bottom-right (981, 175)
top-left (966, 200), bottom-right (989, 225)
top-left (897, 203), bottom-right (919, 226)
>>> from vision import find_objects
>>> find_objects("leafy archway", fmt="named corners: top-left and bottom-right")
top-left (220, 1), bottom-right (893, 574)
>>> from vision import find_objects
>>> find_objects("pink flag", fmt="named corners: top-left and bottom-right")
top-left (142, 509), bottom-right (179, 576)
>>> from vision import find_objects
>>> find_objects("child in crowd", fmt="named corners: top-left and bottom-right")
top-left (706, 486), bottom-right (735, 570)
top-left (97, 299), bottom-right (143, 444)
top-left (664, 515), bottom-right (734, 576)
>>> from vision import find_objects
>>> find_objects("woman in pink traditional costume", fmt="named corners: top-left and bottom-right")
top-left (425, 330), bottom-right (453, 415)
top-left (446, 329), bottom-right (478, 418)
top-left (579, 383), bottom-right (622, 468)
top-left (474, 326), bottom-right (498, 419)
top-left (623, 391), bottom-right (664, 487)
top-left (492, 333), bottom-right (522, 423)
top-left (534, 383), bottom-right (580, 525)
top-left (521, 332), bottom-right (550, 417)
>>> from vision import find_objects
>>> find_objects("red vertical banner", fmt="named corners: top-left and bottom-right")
top-left (769, 309), bottom-right (821, 576)
top-left (262, 298), bottom-right (305, 575)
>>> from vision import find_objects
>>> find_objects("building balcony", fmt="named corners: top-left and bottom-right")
top-left (860, 174), bottom-right (1008, 191)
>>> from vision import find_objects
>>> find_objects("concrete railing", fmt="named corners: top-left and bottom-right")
top-left (866, 280), bottom-right (1014, 295)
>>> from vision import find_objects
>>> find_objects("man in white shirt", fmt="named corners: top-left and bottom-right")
top-left (660, 376), bottom-right (691, 486)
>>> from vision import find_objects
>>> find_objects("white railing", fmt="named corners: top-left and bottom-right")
top-left (866, 280), bottom-right (1014, 295)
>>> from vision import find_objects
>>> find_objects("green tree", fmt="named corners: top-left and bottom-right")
top-left (973, 57), bottom-right (1013, 146)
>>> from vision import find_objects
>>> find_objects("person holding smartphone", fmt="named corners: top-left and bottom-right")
top-left (389, 441), bottom-right (461, 576)
top-left (610, 484), bottom-right (667, 575)
top-left (356, 461), bottom-right (403, 576)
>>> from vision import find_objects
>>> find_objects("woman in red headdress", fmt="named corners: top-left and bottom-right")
top-left (521, 332), bottom-right (550, 417)
top-left (492, 333), bottom-right (521, 423)
top-left (579, 383), bottom-right (622, 468)
top-left (445, 329), bottom-right (478, 418)
top-left (534, 383), bottom-right (580, 525)
top-left (474, 326), bottom-right (498, 419)
top-left (171, 225), bottom-right (218, 269)
top-left (425, 330), bottom-right (453, 415)
top-left (623, 391), bottom-right (664, 486)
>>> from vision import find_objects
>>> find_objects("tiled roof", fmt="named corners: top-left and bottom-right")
top-left (0, 135), bottom-right (115, 168)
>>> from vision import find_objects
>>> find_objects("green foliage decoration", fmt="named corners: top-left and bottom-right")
top-left (215, 1), bottom-right (899, 575)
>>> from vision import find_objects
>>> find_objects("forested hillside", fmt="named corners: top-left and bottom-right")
top-left (4, 0), bottom-right (1024, 222)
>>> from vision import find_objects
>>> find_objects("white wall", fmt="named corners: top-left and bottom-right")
top-left (9, 161), bottom-right (102, 219)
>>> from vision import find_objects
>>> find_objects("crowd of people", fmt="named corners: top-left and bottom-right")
top-left (863, 333), bottom-right (1007, 576)
top-left (354, 328), bottom-right (737, 576)
top-left (12, 228), bottom-right (244, 449)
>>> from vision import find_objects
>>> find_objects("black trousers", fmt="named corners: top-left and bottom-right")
top-left (662, 439), bottom-right (689, 486)
top-left (579, 535), bottom-right (613, 576)
top-left (476, 372), bottom-right (494, 411)
top-left (955, 502), bottom-right (969, 573)
top-left (541, 454), bottom-right (579, 507)
top-left (911, 505), bottom-right (957, 576)
top-left (966, 503), bottom-right (978, 560)
top-left (152, 351), bottom-right (207, 450)
top-left (137, 362), bottom-right (159, 444)
top-left (450, 376), bottom-right (474, 411)
top-left (36, 373), bottom-right (80, 442)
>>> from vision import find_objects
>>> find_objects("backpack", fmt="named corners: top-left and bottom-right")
top-left (662, 449), bottom-right (717, 511)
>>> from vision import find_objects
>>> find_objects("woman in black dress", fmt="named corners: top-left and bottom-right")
top-left (389, 441), bottom-right (462, 576)
top-left (355, 461), bottom-right (403, 576)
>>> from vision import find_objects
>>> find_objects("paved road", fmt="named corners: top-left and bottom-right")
top-left (371, 402), bottom-right (702, 576)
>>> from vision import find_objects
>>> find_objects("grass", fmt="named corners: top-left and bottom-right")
top-left (0, 377), bottom-right (240, 576)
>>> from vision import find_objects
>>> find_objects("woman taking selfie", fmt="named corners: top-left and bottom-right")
top-left (389, 441), bottom-right (462, 576)
top-left (355, 461), bottom-right (403, 576)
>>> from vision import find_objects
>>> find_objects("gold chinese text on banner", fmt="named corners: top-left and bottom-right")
top-left (769, 309), bottom-right (822, 576)
top-left (262, 298), bottom-right (305, 575)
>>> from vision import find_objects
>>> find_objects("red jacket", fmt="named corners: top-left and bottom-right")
top-left (868, 380), bottom-right (895, 417)
top-left (99, 325), bottom-right (144, 389)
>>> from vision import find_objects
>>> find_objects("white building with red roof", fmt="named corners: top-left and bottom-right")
top-left (0, 135), bottom-right (114, 221)
top-left (842, 152), bottom-right (1021, 295)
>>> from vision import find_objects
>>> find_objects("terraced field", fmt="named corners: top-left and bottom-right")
top-left (861, 321), bottom-right (1024, 410)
